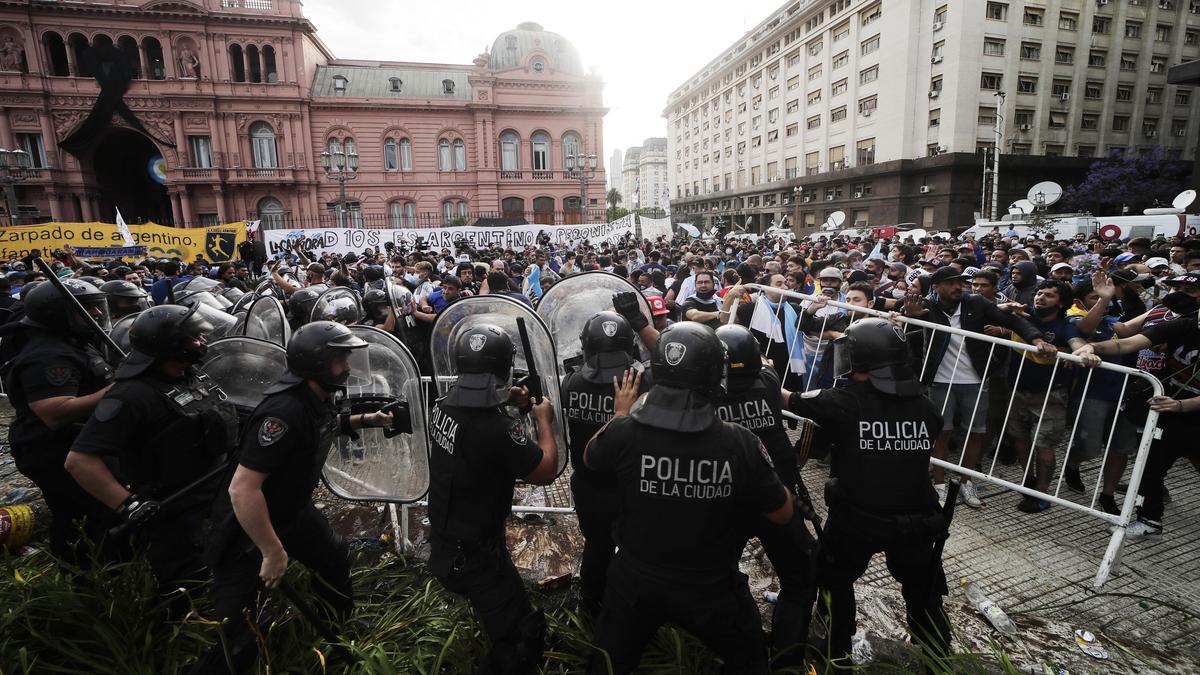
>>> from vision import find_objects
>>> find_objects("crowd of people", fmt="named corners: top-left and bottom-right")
top-left (0, 222), bottom-right (1197, 672)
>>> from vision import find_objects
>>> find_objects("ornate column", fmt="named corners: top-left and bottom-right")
top-left (46, 192), bottom-right (62, 221)
top-left (173, 112), bottom-right (188, 165)
top-left (214, 187), bottom-right (228, 222)
top-left (0, 109), bottom-right (13, 148)
top-left (170, 191), bottom-right (183, 225)
top-left (64, 45), bottom-right (77, 77)
top-left (36, 109), bottom-right (57, 167)
top-left (179, 186), bottom-right (193, 225)
top-left (138, 44), bottom-right (150, 80)
top-left (79, 194), bottom-right (92, 221)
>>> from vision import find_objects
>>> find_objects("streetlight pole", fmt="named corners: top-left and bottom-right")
top-left (566, 152), bottom-right (597, 223)
top-left (320, 145), bottom-right (358, 227)
top-left (991, 91), bottom-right (1006, 221)
top-left (0, 147), bottom-right (31, 227)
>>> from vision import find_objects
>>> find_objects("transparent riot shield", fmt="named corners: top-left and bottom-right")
top-left (177, 298), bottom-right (238, 339)
top-left (431, 295), bottom-right (569, 476)
top-left (324, 325), bottom-right (430, 503)
top-left (535, 271), bottom-right (653, 366)
top-left (310, 287), bottom-right (363, 325)
top-left (230, 290), bottom-right (258, 315)
top-left (386, 281), bottom-right (425, 361)
top-left (107, 311), bottom-right (140, 362)
top-left (200, 336), bottom-right (287, 420)
top-left (242, 295), bottom-right (291, 347)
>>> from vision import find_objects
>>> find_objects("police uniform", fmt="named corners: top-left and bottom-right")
top-left (1, 325), bottom-right (112, 560)
top-left (72, 362), bottom-right (236, 591)
top-left (785, 372), bottom-right (950, 664)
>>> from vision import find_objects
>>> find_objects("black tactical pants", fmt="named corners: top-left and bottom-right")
top-left (748, 512), bottom-right (818, 664)
top-left (431, 535), bottom-right (545, 675)
top-left (11, 442), bottom-right (103, 564)
top-left (192, 506), bottom-right (352, 675)
top-left (1138, 415), bottom-right (1199, 524)
top-left (589, 556), bottom-right (769, 675)
top-left (570, 474), bottom-right (620, 615)
top-left (816, 510), bottom-right (950, 668)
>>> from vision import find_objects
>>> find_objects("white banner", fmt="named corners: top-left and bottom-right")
top-left (639, 216), bottom-right (673, 241)
top-left (262, 220), bottom-right (636, 258)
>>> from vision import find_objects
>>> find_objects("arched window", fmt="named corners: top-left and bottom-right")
top-left (327, 138), bottom-right (342, 155)
top-left (499, 131), bottom-right (519, 172)
top-left (141, 37), bottom-right (165, 80)
top-left (258, 197), bottom-right (285, 230)
top-left (442, 200), bottom-right (468, 223)
top-left (531, 131), bottom-right (550, 171)
top-left (92, 34), bottom-right (113, 52)
top-left (43, 33), bottom-right (68, 77)
top-left (262, 44), bottom-right (277, 83)
top-left (453, 139), bottom-right (466, 171)
top-left (532, 197), bottom-right (554, 225)
top-left (249, 122), bottom-right (278, 169)
top-left (245, 44), bottom-right (262, 83)
top-left (438, 139), bottom-right (451, 172)
top-left (562, 132), bottom-right (581, 169)
top-left (399, 138), bottom-right (412, 170)
top-left (501, 197), bottom-right (525, 220)
top-left (228, 44), bottom-right (245, 82)
top-left (383, 137), bottom-right (399, 171)
top-left (389, 201), bottom-right (416, 228)
top-left (68, 33), bottom-right (89, 77)
top-left (117, 36), bottom-right (141, 79)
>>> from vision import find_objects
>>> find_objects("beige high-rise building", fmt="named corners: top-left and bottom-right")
top-left (621, 137), bottom-right (669, 211)
top-left (666, 0), bottom-right (1199, 232)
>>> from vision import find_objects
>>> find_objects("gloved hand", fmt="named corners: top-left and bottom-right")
top-left (793, 480), bottom-right (820, 524)
top-left (116, 494), bottom-right (161, 528)
top-left (612, 292), bottom-right (648, 331)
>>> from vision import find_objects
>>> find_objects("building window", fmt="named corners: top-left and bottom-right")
top-left (786, 123), bottom-right (799, 137)
top-left (861, 4), bottom-right (881, 26)
top-left (930, 76), bottom-right (943, 93)
top-left (860, 35), bottom-right (880, 55)
top-left (399, 138), bottom-right (413, 170)
top-left (931, 41), bottom-right (945, 60)
top-left (249, 122), bottom-right (278, 169)
top-left (1117, 84), bottom-right (1133, 101)
top-left (981, 72), bottom-right (1003, 90)
top-left (1186, 30), bottom-right (1200, 46)
top-left (1125, 21), bottom-right (1142, 39)
top-left (832, 79), bottom-right (848, 96)
top-left (332, 75), bottom-right (347, 95)
top-left (1078, 145), bottom-right (1096, 158)
top-left (832, 51), bottom-right (849, 69)
top-left (858, 96), bottom-right (877, 115)
top-left (1020, 42), bottom-right (1041, 60)
top-left (768, 85), bottom-right (780, 100)
top-left (142, 37), bottom-right (165, 80)
top-left (929, 109), bottom-right (941, 126)
top-left (1055, 46), bottom-right (1074, 64)
top-left (1143, 118), bottom-right (1160, 136)
top-left (831, 106), bottom-right (847, 122)
top-left (1011, 143), bottom-right (1031, 155)
top-left (979, 107), bottom-right (997, 126)
top-left (808, 90), bottom-right (822, 105)
top-left (856, 137), bottom-right (875, 165)
top-left (1156, 24), bottom-right (1173, 41)
top-left (1052, 80), bottom-right (1071, 97)
top-left (16, 133), bottom-right (46, 168)
top-left (442, 79), bottom-right (455, 95)
top-left (1048, 111), bottom-right (1067, 129)
top-left (1171, 118), bottom-right (1189, 136)
top-left (986, 3), bottom-right (1008, 21)
top-left (438, 139), bottom-right (453, 171)
top-left (1085, 82), bottom-right (1103, 99)
top-left (807, 115), bottom-right (821, 130)
top-left (188, 135), bottom-right (212, 168)
top-left (1089, 50), bottom-right (1106, 67)
top-left (257, 197), bottom-right (285, 229)
top-left (768, 108), bottom-right (779, 123)
top-left (808, 65), bottom-right (823, 81)
top-left (934, 5), bottom-right (948, 25)
top-left (389, 77), bottom-right (403, 92)
top-left (787, 99), bottom-right (800, 113)
top-left (1147, 87), bottom-right (1163, 104)
top-left (1093, 16), bottom-right (1111, 35)
top-left (384, 137), bottom-right (398, 170)
top-left (1014, 109), bottom-right (1033, 126)
top-left (1177, 90), bottom-right (1192, 106)
top-left (1059, 12), bottom-right (1078, 31)
top-left (983, 39), bottom-right (1006, 57)
top-left (805, 151), bottom-right (820, 175)
top-left (1017, 76), bottom-right (1037, 93)
top-left (1150, 56), bottom-right (1167, 73)
top-left (1081, 114), bottom-right (1099, 130)
top-left (787, 75), bottom-right (800, 91)
top-left (43, 32), bottom-right (68, 76)
top-left (809, 40), bottom-right (824, 57)
top-left (1023, 7), bottom-right (1043, 26)
top-left (390, 201), bottom-right (416, 228)
top-left (500, 131), bottom-right (520, 171)
top-left (1112, 115), bottom-right (1130, 132)
top-left (859, 65), bottom-right (879, 84)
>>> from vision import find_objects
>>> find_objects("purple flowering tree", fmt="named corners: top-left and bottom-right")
top-left (1064, 148), bottom-right (1190, 214)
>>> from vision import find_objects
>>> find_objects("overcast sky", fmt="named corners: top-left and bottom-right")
top-left (303, 0), bottom-right (784, 160)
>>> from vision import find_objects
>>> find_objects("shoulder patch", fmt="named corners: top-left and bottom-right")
top-left (94, 398), bottom-right (124, 423)
top-left (45, 365), bottom-right (75, 387)
top-left (757, 440), bottom-right (775, 468)
top-left (508, 418), bottom-right (529, 445)
top-left (258, 417), bottom-right (289, 446)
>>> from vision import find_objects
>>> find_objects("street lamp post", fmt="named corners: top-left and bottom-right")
top-left (320, 146), bottom-right (359, 227)
top-left (565, 152), bottom-right (597, 223)
top-left (0, 147), bottom-right (31, 226)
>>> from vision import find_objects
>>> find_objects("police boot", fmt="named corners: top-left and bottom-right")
top-left (479, 608), bottom-right (546, 675)
top-left (770, 593), bottom-right (815, 668)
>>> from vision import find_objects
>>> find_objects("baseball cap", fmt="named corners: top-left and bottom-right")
top-left (1145, 257), bottom-right (1169, 270)
top-left (1109, 269), bottom-right (1138, 283)
top-left (1114, 252), bottom-right (1138, 265)
top-left (1162, 272), bottom-right (1200, 287)
top-left (1051, 262), bottom-right (1074, 273)
top-left (929, 267), bottom-right (964, 284)
top-left (818, 267), bottom-right (843, 280)
top-left (647, 294), bottom-right (670, 316)
top-left (962, 266), bottom-right (981, 279)
top-left (920, 258), bottom-right (946, 269)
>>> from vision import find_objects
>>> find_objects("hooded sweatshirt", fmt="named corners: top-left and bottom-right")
top-left (1002, 261), bottom-right (1039, 306)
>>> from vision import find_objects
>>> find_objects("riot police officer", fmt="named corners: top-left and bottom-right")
top-left (194, 321), bottom-right (392, 674)
top-left (99, 280), bottom-right (151, 320)
top-left (561, 311), bottom-right (651, 615)
top-left (715, 324), bottom-right (818, 665)
top-left (585, 322), bottom-right (794, 675)
top-left (0, 280), bottom-right (114, 562)
top-left (781, 318), bottom-right (950, 668)
top-left (360, 288), bottom-right (395, 333)
top-left (285, 284), bottom-right (326, 330)
top-left (65, 305), bottom-right (237, 601)
top-left (427, 323), bottom-right (560, 674)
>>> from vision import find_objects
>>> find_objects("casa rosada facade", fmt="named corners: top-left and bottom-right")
top-left (0, 0), bottom-right (608, 231)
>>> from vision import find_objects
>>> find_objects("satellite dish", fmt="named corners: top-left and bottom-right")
top-left (1173, 189), bottom-right (1196, 211)
top-left (1011, 199), bottom-right (1035, 215)
top-left (1027, 181), bottom-right (1063, 208)
top-left (830, 211), bottom-right (847, 227)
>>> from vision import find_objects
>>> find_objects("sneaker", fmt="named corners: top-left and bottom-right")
top-left (1098, 494), bottom-right (1120, 515)
top-left (959, 479), bottom-right (982, 509)
top-left (934, 483), bottom-right (948, 507)
top-left (1124, 519), bottom-right (1163, 539)
top-left (1017, 496), bottom-right (1051, 513)
top-left (1064, 466), bottom-right (1085, 492)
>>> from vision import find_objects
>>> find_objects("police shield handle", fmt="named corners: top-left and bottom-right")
top-left (928, 478), bottom-right (961, 584)
top-left (31, 257), bottom-right (127, 363)
top-left (378, 400), bottom-right (412, 438)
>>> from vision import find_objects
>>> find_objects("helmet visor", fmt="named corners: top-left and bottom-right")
top-left (71, 296), bottom-right (112, 334)
top-left (833, 335), bottom-right (853, 380)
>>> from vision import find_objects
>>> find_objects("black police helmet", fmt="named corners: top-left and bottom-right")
top-left (362, 288), bottom-right (390, 321)
top-left (127, 304), bottom-right (213, 365)
top-left (100, 280), bottom-right (150, 318)
top-left (446, 324), bottom-right (515, 408)
top-left (286, 285), bottom-right (325, 324)
top-left (833, 317), bottom-right (920, 396)
top-left (22, 278), bottom-right (110, 335)
top-left (715, 324), bottom-right (762, 392)
top-left (99, 280), bottom-right (145, 299)
top-left (286, 321), bottom-right (368, 389)
top-left (362, 265), bottom-right (385, 283)
top-left (18, 279), bottom-right (43, 300)
top-left (578, 311), bottom-right (636, 383)
top-left (650, 321), bottom-right (727, 397)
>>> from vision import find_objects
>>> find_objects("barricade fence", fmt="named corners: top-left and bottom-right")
top-left (740, 283), bottom-right (1162, 587)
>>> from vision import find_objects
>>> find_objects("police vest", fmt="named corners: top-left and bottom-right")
top-left (2, 329), bottom-right (113, 448)
top-left (561, 368), bottom-right (650, 490)
top-left (715, 367), bottom-right (794, 485)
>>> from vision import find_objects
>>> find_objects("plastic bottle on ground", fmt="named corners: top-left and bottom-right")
top-left (960, 578), bottom-right (1018, 637)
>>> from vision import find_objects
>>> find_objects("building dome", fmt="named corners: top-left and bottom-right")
top-left (489, 22), bottom-right (583, 75)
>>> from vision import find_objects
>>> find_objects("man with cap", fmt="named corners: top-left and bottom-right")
top-left (1145, 256), bottom-right (1174, 280)
top-left (0, 280), bottom-right (114, 563)
top-left (195, 321), bottom-right (392, 673)
top-left (904, 266), bottom-right (1050, 507)
top-left (65, 305), bottom-right (237, 605)
top-left (427, 324), bottom-right (560, 673)
top-left (561, 312), bottom-right (652, 616)
top-left (1050, 262), bottom-right (1075, 283)
top-left (585, 322), bottom-right (794, 674)
top-left (781, 318), bottom-right (952, 669)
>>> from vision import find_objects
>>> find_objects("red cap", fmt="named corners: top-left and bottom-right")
top-left (647, 295), bottom-right (670, 316)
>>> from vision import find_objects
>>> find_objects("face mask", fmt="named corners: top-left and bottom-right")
top-left (696, 289), bottom-right (716, 300)
top-left (1161, 291), bottom-right (1199, 315)
top-left (1034, 305), bottom-right (1058, 318)
top-left (404, 273), bottom-right (418, 285)
top-left (892, 287), bottom-right (907, 299)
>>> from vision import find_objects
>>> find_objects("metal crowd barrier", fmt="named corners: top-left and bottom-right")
top-left (740, 283), bottom-right (1163, 587)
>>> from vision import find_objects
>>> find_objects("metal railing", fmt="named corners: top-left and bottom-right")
top-left (739, 283), bottom-right (1162, 588)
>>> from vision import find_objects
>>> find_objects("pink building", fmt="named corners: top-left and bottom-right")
top-left (0, 0), bottom-right (607, 230)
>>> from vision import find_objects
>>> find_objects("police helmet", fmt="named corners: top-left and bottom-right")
top-left (311, 289), bottom-right (363, 325)
top-left (650, 321), bottom-right (727, 397)
top-left (446, 324), bottom-right (515, 408)
top-left (100, 280), bottom-right (151, 319)
top-left (120, 305), bottom-right (213, 377)
top-left (833, 317), bottom-right (920, 396)
top-left (18, 279), bottom-right (43, 300)
top-left (715, 324), bottom-right (762, 393)
top-left (79, 276), bottom-right (104, 288)
top-left (578, 311), bottom-right (636, 383)
top-left (286, 321), bottom-right (368, 390)
top-left (362, 265), bottom-right (385, 283)
top-left (286, 285), bottom-right (325, 326)
top-left (22, 278), bottom-right (111, 335)
top-left (362, 288), bottom-right (390, 322)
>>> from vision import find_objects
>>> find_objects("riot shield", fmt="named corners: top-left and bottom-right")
top-left (324, 325), bottom-right (430, 503)
top-left (230, 289), bottom-right (258, 315)
top-left (184, 301), bottom-right (238, 339)
top-left (431, 296), bottom-right (569, 476)
top-left (107, 311), bottom-right (140, 362)
top-left (200, 336), bottom-right (287, 420)
top-left (535, 271), bottom-right (653, 366)
top-left (386, 281), bottom-right (425, 361)
top-left (242, 295), bottom-right (291, 347)
top-left (310, 287), bottom-right (363, 325)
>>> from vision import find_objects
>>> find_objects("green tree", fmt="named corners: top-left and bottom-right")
top-left (606, 205), bottom-right (630, 222)
top-left (606, 188), bottom-right (622, 208)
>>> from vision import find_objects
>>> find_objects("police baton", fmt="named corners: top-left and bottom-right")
top-left (928, 477), bottom-right (962, 580)
top-left (107, 459), bottom-right (233, 539)
top-left (276, 578), bottom-right (358, 664)
top-left (514, 317), bottom-right (543, 404)
top-left (31, 257), bottom-right (127, 361)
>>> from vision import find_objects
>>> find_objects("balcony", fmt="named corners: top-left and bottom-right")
top-left (179, 167), bottom-right (217, 180)
top-left (500, 170), bottom-right (524, 180)
top-left (226, 167), bottom-right (295, 183)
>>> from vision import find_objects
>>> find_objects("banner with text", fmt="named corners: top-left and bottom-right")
top-left (262, 219), bottom-right (636, 258)
top-left (638, 216), bottom-right (673, 242)
top-left (0, 221), bottom-right (247, 262)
